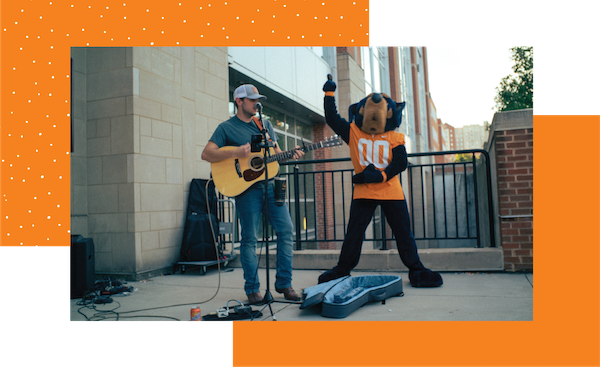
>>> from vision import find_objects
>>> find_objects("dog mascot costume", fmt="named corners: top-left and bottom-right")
top-left (319, 76), bottom-right (443, 288)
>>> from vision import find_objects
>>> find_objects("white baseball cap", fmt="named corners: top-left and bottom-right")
top-left (233, 84), bottom-right (266, 100)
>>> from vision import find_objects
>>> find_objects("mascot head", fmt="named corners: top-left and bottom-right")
top-left (349, 93), bottom-right (406, 134)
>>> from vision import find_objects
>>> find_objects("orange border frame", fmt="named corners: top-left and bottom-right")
top-left (0, 0), bottom-right (369, 246)
top-left (233, 116), bottom-right (600, 366)
top-left (1, 1), bottom-right (599, 366)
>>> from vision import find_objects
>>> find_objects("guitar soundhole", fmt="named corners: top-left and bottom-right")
top-left (249, 156), bottom-right (264, 171)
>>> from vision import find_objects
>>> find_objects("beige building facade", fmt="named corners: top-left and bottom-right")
top-left (71, 47), bottom-right (229, 277)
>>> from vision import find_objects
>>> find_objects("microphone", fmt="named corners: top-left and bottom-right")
top-left (255, 102), bottom-right (262, 112)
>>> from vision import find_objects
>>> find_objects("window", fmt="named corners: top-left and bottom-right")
top-left (361, 47), bottom-right (372, 95)
top-left (362, 47), bottom-right (388, 95)
top-left (417, 56), bottom-right (428, 147)
top-left (310, 47), bottom-right (324, 58)
top-left (399, 47), bottom-right (414, 139)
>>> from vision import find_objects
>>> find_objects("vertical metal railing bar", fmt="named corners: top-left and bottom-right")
top-left (312, 172), bottom-right (318, 245)
top-left (453, 164), bottom-right (459, 238)
top-left (293, 166), bottom-right (302, 250)
top-left (420, 166), bottom-right (426, 239)
top-left (442, 165), bottom-right (448, 238)
top-left (331, 171), bottom-right (337, 241)
top-left (306, 173), bottom-right (318, 247)
top-left (323, 172), bottom-right (327, 241)
top-left (381, 208), bottom-right (389, 250)
top-left (315, 172), bottom-right (320, 242)
top-left (431, 165), bottom-right (437, 239)
top-left (463, 162), bottom-right (470, 239)
top-left (303, 172), bottom-right (308, 244)
top-left (380, 207), bottom-right (386, 249)
top-left (324, 171), bottom-right (328, 241)
top-left (341, 171), bottom-right (347, 238)
top-left (472, 152), bottom-right (481, 248)
top-left (483, 151), bottom-right (496, 247)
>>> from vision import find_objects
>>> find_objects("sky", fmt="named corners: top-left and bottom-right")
top-left (425, 47), bottom-right (517, 129)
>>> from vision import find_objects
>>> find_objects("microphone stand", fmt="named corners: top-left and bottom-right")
top-left (256, 104), bottom-right (277, 320)
top-left (253, 103), bottom-right (299, 321)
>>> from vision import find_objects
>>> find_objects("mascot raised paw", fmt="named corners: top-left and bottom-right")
top-left (318, 75), bottom-right (443, 288)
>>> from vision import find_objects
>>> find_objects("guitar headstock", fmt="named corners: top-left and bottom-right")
top-left (322, 135), bottom-right (343, 148)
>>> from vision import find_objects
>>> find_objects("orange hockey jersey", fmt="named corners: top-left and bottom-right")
top-left (349, 123), bottom-right (406, 200)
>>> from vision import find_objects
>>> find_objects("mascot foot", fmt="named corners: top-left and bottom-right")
top-left (318, 268), bottom-right (349, 284)
top-left (409, 269), bottom-right (443, 288)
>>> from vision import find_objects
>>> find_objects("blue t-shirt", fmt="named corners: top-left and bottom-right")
top-left (209, 115), bottom-right (278, 148)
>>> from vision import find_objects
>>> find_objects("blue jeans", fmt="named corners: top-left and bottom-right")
top-left (234, 181), bottom-right (294, 295)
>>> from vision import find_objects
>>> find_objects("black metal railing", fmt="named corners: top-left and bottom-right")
top-left (399, 150), bottom-right (495, 249)
top-left (220, 149), bottom-right (495, 251)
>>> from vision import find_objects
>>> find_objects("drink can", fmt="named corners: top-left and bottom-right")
top-left (191, 306), bottom-right (201, 321)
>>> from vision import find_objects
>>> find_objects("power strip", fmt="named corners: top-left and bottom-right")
top-left (216, 308), bottom-right (229, 318)
top-left (211, 305), bottom-right (254, 319)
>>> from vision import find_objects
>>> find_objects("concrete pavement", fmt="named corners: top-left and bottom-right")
top-left (70, 266), bottom-right (533, 322)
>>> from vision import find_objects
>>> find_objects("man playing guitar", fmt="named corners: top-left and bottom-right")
top-left (201, 84), bottom-right (304, 304)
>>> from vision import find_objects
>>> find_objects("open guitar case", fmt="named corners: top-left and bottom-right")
top-left (301, 275), bottom-right (404, 318)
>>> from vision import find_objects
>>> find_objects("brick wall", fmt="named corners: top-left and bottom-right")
top-left (313, 122), bottom-right (336, 249)
top-left (494, 128), bottom-right (533, 271)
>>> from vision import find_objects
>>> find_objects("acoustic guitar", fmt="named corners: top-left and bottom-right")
top-left (211, 136), bottom-right (342, 197)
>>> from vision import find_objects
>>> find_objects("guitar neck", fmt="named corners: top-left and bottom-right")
top-left (265, 142), bottom-right (323, 163)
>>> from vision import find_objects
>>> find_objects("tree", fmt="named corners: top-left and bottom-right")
top-left (454, 153), bottom-right (482, 162)
top-left (494, 47), bottom-right (533, 112)
top-left (455, 153), bottom-right (473, 162)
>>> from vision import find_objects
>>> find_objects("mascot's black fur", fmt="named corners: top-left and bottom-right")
top-left (319, 76), bottom-right (442, 288)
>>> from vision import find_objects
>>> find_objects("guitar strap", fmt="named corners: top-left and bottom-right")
top-left (252, 116), bottom-right (273, 142)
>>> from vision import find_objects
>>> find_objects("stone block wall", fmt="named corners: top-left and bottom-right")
top-left (71, 47), bottom-right (229, 279)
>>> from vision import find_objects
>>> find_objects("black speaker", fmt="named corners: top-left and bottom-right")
top-left (70, 235), bottom-right (95, 299)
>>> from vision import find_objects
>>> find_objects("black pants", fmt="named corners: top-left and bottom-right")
top-left (336, 199), bottom-right (426, 274)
